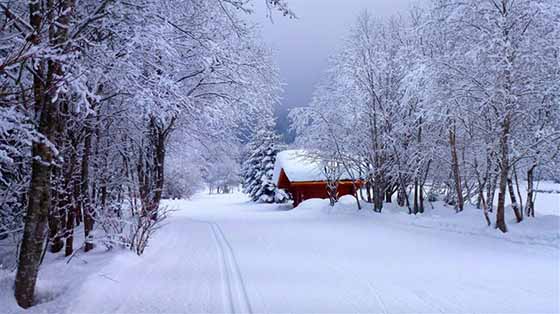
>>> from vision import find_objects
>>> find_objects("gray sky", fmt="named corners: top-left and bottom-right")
top-left (249, 0), bottom-right (418, 139)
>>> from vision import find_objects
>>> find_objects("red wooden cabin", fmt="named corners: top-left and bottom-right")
top-left (273, 150), bottom-right (362, 207)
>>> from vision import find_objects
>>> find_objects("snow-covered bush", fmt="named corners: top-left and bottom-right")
top-left (164, 162), bottom-right (203, 200)
top-left (129, 206), bottom-right (171, 256)
top-left (95, 200), bottom-right (171, 256)
top-left (204, 157), bottom-right (241, 194)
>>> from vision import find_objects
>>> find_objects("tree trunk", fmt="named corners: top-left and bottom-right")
top-left (151, 131), bottom-right (166, 217)
top-left (507, 176), bottom-right (523, 223)
top-left (14, 0), bottom-right (53, 307)
top-left (496, 174), bottom-right (508, 232)
top-left (487, 173), bottom-right (497, 213)
top-left (385, 186), bottom-right (393, 203)
top-left (496, 3), bottom-right (516, 233)
top-left (526, 165), bottom-right (536, 217)
top-left (49, 94), bottom-right (72, 254)
top-left (365, 180), bottom-right (372, 203)
top-left (372, 173), bottom-right (384, 212)
top-left (513, 166), bottom-right (524, 216)
top-left (479, 188), bottom-right (492, 226)
top-left (475, 162), bottom-right (486, 210)
top-left (496, 117), bottom-right (511, 233)
top-left (413, 180), bottom-right (419, 214)
top-left (397, 187), bottom-right (406, 207)
top-left (64, 203), bottom-right (75, 257)
top-left (419, 183), bottom-right (425, 214)
top-left (82, 127), bottom-right (94, 252)
top-left (15, 108), bottom-right (56, 309)
top-left (449, 125), bottom-right (464, 212)
top-left (359, 185), bottom-right (365, 202)
top-left (353, 186), bottom-right (362, 210)
top-left (48, 171), bottom-right (64, 253)
top-left (74, 184), bottom-right (82, 226)
top-left (64, 145), bottom-right (79, 256)
top-left (14, 140), bottom-right (53, 308)
top-left (397, 175), bottom-right (411, 214)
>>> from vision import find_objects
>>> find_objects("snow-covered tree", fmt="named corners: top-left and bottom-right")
top-left (0, 0), bottom-right (289, 308)
top-left (243, 122), bottom-right (287, 203)
top-left (291, 1), bottom-right (559, 231)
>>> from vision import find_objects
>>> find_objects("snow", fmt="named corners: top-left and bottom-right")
top-left (498, 180), bottom-right (560, 216)
top-left (1, 246), bottom-right (132, 314)
top-left (273, 150), bottom-right (356, 183)
top-left (2, 190), bottom-right (558, 313)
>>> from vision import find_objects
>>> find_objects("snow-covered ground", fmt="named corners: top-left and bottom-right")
top-left (494, 180), bottom-right (560, 216)
top-left (2, 191), bottom-right (559, 313)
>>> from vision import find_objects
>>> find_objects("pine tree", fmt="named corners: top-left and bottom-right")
top-left (242, 124), bottom-right (287, 203)
top-left (242, 140), bottom-right (260, 195)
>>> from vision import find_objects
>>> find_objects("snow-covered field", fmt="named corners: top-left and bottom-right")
top-left (492, 180), bottom-right (560, 217)
top-left (2, 191), bottom-right (559, 313)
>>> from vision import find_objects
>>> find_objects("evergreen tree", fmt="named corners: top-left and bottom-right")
top-left (242, 124), bottom-right (287, 203)
top-left (242, 140), bottom-right (260, 195)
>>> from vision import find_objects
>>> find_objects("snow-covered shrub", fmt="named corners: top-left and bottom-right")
top-left (95, 204), bottom-right (130, 251)
top-left (323, 160), bottom-right (344, 206)
top-left (95, 201), bottom-right (171, 256)
top-left (198, 143), bottom-right (242, 194)
top-left (427, 190), bottom-right (439, 203)
top-left (130, 206), bottom-right (171, 255)
top-left (164, 163), bottom-right (203, 200)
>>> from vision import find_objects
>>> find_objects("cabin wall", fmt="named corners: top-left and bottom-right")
top-left (290, 183), bottom-right (358, 207)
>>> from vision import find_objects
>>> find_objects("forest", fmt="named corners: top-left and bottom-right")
top-left (291, 0), bottom-right (559, 230)
top-left (0, 0), bottom-right (291, 308)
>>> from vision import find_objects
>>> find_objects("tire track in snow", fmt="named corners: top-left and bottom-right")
top-left (208, 221), bottom-right (253, 314)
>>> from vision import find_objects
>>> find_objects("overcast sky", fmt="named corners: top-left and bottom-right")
top-left (248, 0), bottom-right (419, 139)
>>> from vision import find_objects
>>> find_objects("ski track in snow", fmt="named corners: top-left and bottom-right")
top-left (208, 221), bottom-right (253, 314)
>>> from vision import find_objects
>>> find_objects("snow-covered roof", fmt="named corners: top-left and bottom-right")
top-left (273, 150), bottom-right (358, 184)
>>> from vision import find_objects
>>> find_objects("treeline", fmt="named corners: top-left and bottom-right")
top-left (292, 0), bottom-right (559, 231)
top-left (0, 0), bottom-right (287, 308)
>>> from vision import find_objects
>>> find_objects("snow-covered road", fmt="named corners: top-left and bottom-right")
top-left (62, 193), bottom-right (559, 313)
